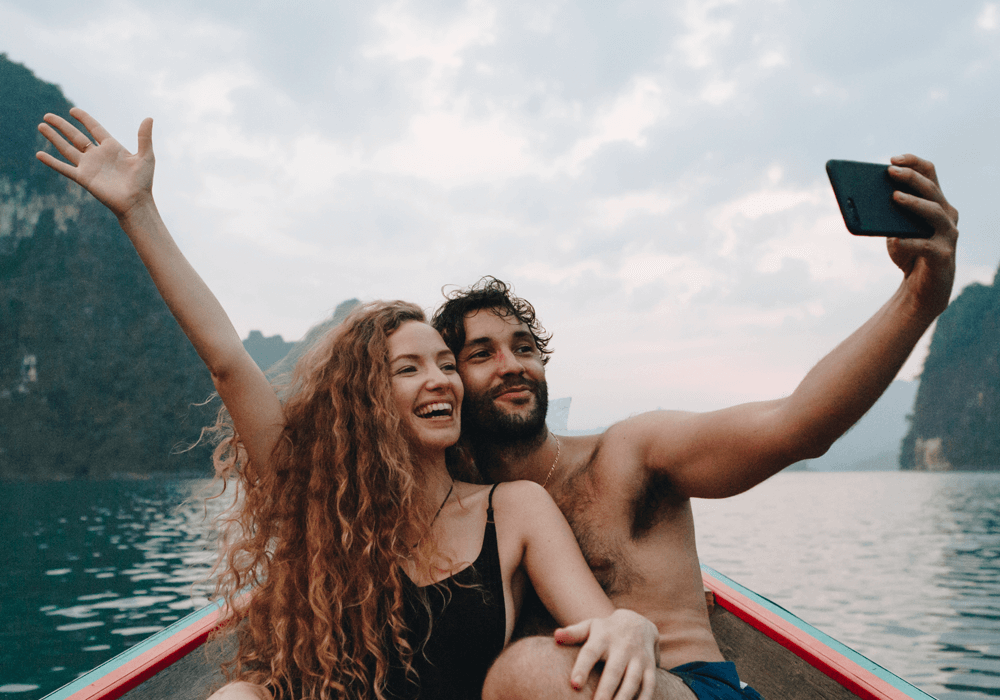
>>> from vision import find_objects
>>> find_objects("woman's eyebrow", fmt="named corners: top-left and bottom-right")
top-left (390, 353), bottom-right (422, 363)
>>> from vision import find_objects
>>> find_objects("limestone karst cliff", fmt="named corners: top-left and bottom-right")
top-left (901, 263), bottom-right (1000, 470)
top-left (0, 55), bottom-right (216, 479)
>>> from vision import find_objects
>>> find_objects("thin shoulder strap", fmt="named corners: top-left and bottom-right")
top-left (486, 483), bottom-right (500, 524)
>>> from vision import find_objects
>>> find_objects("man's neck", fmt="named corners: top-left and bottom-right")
top-left (464, 428), bottom-right (553, 484)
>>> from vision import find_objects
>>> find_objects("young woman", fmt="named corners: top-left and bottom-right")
top-left (37, 109), bottom-right (660, 700)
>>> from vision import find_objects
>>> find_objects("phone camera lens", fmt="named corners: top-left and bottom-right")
top-left (846, 198), bottom-right (861, 226)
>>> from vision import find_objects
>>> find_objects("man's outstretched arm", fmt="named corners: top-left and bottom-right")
top-left (628, 154), bottom-right (958, 499)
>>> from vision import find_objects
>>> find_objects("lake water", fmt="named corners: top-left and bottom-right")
top-left (2, 472), bottom-right (999, 699)
top-left (0, 479), bottom-right (218, 697)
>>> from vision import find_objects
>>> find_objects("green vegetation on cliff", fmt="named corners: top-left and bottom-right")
top-left (0, 54), bottom-right (74, 195)
top-left (0, 55), bottom-right (216, 479)
top-left (901, 263), bottom-right (1000, 470)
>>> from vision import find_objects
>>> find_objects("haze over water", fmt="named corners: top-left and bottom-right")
top-left (3, 471), bottom-right (999, 699)
top-left (695, 471), bottom-right (1000, 699)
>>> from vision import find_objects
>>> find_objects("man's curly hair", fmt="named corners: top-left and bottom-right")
top-left (431, 276), bottom-right (552, 365)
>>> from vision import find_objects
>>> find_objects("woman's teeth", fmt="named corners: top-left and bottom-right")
top-left (416, 402), bottom-right (452, 418)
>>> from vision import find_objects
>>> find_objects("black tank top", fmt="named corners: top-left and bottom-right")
top-left (386, 483), bottom-right (507, 699)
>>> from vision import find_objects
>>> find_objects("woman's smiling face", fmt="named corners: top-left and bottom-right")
top-left (388, 321), bottom-right (464, 455)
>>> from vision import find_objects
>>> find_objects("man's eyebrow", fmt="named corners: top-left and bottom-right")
top-left (462, 336), bottom-right (493, 350)
top-left (462, 331), bottom-right (534, 352)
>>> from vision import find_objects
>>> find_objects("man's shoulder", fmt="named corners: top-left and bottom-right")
top-left (593, 410), bottom-right (693, 448)
top-left (561, 410), bottom-right (694, 479)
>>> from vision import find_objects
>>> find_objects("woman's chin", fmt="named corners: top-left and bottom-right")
top-left (407, 421), bottom-right (461, 456)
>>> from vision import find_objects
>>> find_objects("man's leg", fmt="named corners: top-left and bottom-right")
top-left (206, 681), bottom-right (272, 700)
top-left (482, 636), bottom-right (697, 700)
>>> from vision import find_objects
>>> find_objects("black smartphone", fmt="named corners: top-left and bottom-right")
top-left (826, 159), bottom-right (933, 239)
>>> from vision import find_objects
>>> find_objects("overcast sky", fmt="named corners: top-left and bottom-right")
top-left (4, 0), bottom-right (998, 428)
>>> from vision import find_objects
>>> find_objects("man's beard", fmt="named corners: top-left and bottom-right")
top-left (462, 376), bottom-right (549, 445)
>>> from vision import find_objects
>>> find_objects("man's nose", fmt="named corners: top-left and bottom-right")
top-left (494, 348), bottom-right (525, 375)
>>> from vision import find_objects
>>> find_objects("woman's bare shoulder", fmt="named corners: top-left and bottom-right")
top-left (456, 479), bottom-right (546, 499)
top-left (483, 480), bottom-right (558, 519)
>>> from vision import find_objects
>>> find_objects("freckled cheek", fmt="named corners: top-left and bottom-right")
top-left (390, 380), bottom-right (417, 418)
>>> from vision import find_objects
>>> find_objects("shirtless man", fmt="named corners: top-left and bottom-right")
top-left (431, 154), bottom-right (959, 699)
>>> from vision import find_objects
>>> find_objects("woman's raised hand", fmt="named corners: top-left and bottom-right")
top-left (37, 107), bottom-right (154, 221)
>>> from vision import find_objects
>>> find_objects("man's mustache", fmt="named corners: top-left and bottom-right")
top-left (489, 377), bottom-right (540, 400)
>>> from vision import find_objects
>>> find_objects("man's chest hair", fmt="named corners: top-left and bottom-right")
top-left (549, 441), bottom-right (682, 595)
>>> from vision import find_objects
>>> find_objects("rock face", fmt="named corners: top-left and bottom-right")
top-left (242, 330), bottom-right (296, 372)
top-left (900, 264), bottom-right (1000, 470)
top-left (0, 55), bottom-right (216, 479)
top-left (264, 299), bottom-right (361, 380)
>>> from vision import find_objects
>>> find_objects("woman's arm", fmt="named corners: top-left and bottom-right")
top-left (498, 481), bottom-right (659, 700)
top-left (37, 108), bottom-right (284, 467)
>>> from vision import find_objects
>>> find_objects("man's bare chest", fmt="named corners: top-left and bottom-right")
top-left (549, 463), bottom-right (683, 597)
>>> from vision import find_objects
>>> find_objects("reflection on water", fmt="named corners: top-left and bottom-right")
top-left (3, 473), bottom-right (1000, 699)
top-left (0, 479), bottom-right (220, 697)
top-left (694, 471), bottom-right (1000, 700)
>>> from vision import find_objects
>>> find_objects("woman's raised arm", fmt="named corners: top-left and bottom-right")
top-left (37, 108), bottom-right (284, 469)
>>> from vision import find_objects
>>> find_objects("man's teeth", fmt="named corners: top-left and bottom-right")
top-left (416, 402), bottom-right (453, 417)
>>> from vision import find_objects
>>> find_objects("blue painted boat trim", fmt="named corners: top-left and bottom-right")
top-left (40, 601), bottom-right (223, 700)
top-left (702, 565), bottom-right (937, 700)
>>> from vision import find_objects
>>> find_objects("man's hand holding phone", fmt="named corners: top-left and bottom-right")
top-left (883, 154), bottom-right (959, 319)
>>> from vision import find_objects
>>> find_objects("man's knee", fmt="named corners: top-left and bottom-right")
top-left (483, 636), bottom-right (583, 700)
top-left (482, 636), bottom-right (699, 700)
top-left (655, 668), bottom-right (699, 700)
top-left (206, 681), bottom-right (273, 700)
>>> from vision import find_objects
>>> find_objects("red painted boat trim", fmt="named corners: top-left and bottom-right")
top-left (49, 575), bottom-right (931, 700)
top-left (56, 605), bottom-right (225, 700)
top-left (702, 570), bottom-right (917, 700)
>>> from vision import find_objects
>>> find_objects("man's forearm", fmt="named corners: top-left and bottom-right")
top-left (781, 278), bottom-right (942, 460)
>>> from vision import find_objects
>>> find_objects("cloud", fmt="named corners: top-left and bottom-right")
top-left (560, 76), bottom-right (669, 172)
top-left (150, 68), bottom-right (256, 124)
top-left (978, 3), bottom-right (999, 30)
top-left (586, 188), bottom-right (676, 229)
top-left (673, 0), bottom-right (738, 69)
top-left (365, 0), bottom-right (498, 69)
top-left (4, 0), bottom-right (998, 427)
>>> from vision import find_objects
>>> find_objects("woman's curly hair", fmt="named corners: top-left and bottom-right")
top-left (207, 300), bottom-right (465, 700)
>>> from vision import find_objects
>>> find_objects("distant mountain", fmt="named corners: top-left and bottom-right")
top-left (240, 298), bottom-right (361, 383)
top-left (901, 263), bottom-right (1000, 470)
top-left (242, 330), bottom-right (296, 372)
top-left (1, 55), bottom-right (215, 479)
top-left (0, 53), bottom-right (74, 196)
top-left (265, 299), bottom-right (361, 380)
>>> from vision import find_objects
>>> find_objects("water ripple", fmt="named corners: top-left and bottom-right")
top-left (4, 473), bottom-right (1000, 699)
top-left (695, 471), bottom-right (1000, 700)
top-left (1, 478), bottom-right (222, 697)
